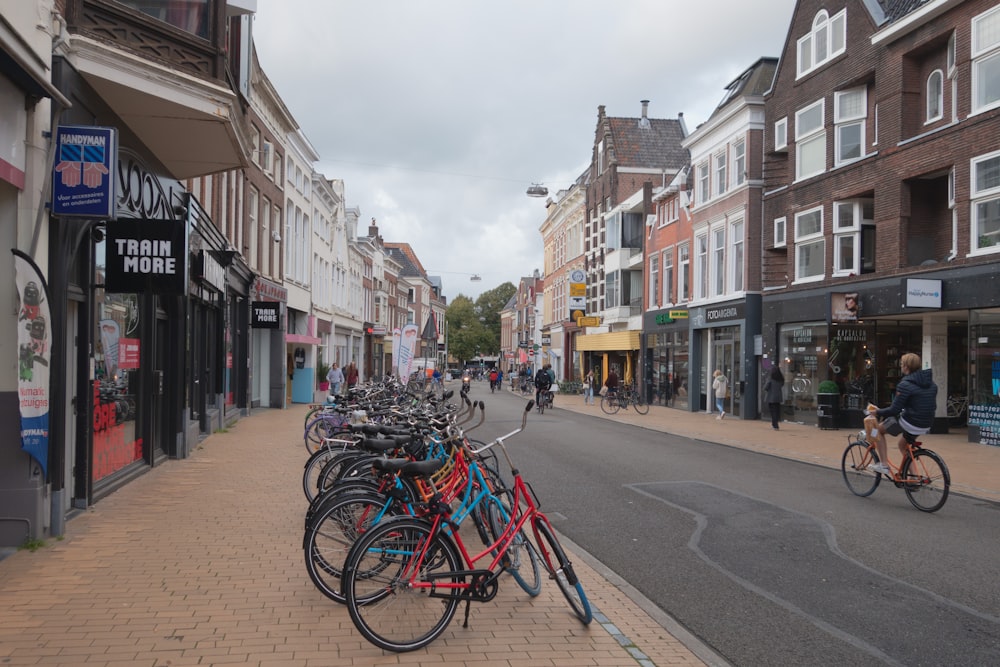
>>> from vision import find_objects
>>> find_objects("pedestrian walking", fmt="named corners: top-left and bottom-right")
top-left (327, 363), bottom-right (344, 396)
top-left (763, 365), bottom-right (784, 429)
top-left (584, 369), bottom-right (595, 405)
top-left (712, 369), bottom-right (728, 419)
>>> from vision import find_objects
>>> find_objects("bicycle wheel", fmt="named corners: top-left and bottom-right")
top-left (600, 393), bottom-right (620, 415)
top-left (841, 440), bottom-right (881, 497)
top-left (631, 393), bottom-right (649, 415)
top-left (901, 449), bottom-right (950, 513)
top-left (343, 518), bottom-right (464, 652)
top-left (304, 415), bottom-right (347, 453)
top-left (485, 492), bottom-right (541, 596)
top-left (532, 517), bottom-right (591, 624)
top-left (304, 491), bottom-right (398, 603)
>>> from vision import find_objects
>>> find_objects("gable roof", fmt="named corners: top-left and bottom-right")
top-left (384, 242), bottom-right (427, 279)
top-left (605, 115), bottom-right (689, 170)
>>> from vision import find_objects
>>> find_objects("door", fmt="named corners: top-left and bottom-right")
top-left (712, 328), bottom-right (741, 417)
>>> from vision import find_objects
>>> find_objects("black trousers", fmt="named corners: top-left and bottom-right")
top-left (768, 402), bottom-right (781, 428)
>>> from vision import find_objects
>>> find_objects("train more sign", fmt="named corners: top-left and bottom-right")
top-left (104, 219), bottom-right (187, 294)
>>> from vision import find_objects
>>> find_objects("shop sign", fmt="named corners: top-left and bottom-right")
top-left (705, 303), bottom-right (743, 322)
top-left (251, 301), bottom-right (281, 329)
top-left (105, 219), bottom-right (187, 295)
top-left (13, 250), bottom-right (51, 476)
top-left (51, 125), bottom-right (118, 218)
top-left (904, 279), bottom-right (942, 309)
top-left (578, 316), bottom-right (601, 327)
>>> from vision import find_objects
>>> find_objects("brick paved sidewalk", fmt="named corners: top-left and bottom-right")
top-left (0, 404), bottom-right (715, 667)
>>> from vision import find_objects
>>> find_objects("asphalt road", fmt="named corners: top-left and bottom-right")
top-left (468, 387), bottom-right (1000, 666)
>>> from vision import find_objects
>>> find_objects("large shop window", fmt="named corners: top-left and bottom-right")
top-left (969, 309), bottom-right (1000, 446)
top-left (780, 322), bottom-right (828, 422)
top-left (649, 331), bottom-right (690, 411)
top-left (94, 290), bottom-right (143, 482)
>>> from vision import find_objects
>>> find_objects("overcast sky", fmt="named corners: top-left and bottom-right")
top-left (252, 0), bottom-right (797, 301)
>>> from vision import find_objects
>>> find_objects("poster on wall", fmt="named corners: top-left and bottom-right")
top-left (830, 292), bottom-right (859, 323)
top-left (12, 249), bottom-right (51, 477)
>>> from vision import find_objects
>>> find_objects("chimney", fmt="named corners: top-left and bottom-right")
top-left (368, 217), bottom-right (379, 238)
top-left (639, 100), bottom-right (651, 129)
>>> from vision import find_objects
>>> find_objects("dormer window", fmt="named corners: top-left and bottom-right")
top-left (797, 9), bottom-right (846, 78)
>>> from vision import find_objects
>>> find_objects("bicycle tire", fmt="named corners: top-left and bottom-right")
top-left (841, 439), bottom-right (881, 497)
top-left (632, 393), bottom-right (649, 415)
top-left (532, 517), bottom-right (591, 623)
top-left (343, 517), bottom-right (464, 652)
top-left (304, 491), bottom-right (398, 603)
top-left (600, 394), bottom-right (620, 415)
top-left (303, 415), bottom-right (348, 453)
top-left (485, 492), bottom-right (541, 596)
top-left (901, 449), bottom-right (950, 512)
top-left (302, 445), bottom-right (359, 501)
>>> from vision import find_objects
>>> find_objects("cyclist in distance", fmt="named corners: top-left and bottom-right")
top-left (534, 363), bottom-right (553, 407)
top-left (868, 352), bottom-right (937, 474)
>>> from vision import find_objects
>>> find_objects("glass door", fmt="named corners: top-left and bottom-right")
top-left (713, 327), bottom-right (741, 417)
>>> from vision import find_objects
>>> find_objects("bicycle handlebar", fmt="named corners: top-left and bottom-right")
top-left (468, 400), bottom-right (533, 457)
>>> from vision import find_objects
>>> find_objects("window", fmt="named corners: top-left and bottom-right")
top-left (697, 161), bottom-right (710, 204)
top-left (774, 217), bottom-right (787, 248)
top-left (832, 199), bottom-right (874, 275)
top-left (797, 9), bottom-right (847, 78)
top-left (927, 71), bottom-right (944, 123)
top-left (649, 254), bottom-right (660, 308)
top-left (248, 186), bottom-right (258, 268)
top-left (712, 226), bottom-right (726, 297)
top-left (606, 211), bottom-right (621, 250)
top-left (662, 247), bottom-right (674, 306)
top-left (794, 207), bottom-right (825, 281)
top-left (714, 151), bottom-right (727, 197)
top-left (834, 88), bottom-right (866, 165)
top-left (730, 219), bottom-right (744, 292)
top-left (695, 232), bottom-right (709, 299)
top-left (775, 117), bottom-right (788, 151)
top-left (732, 140), bottom-right (746, 186)
top-left (261, 140), bottom-right (274, 172)
top-left (118, 0), bottom-right (209, 38)
top-left (796, 100), bottom-right (826, 180)
top-left (678, 242), bottom-right (690, 302)
top-left (971, 151), bottom-right (1000, 252)
top-left (973, 6), bottom-right (1000, 113)
top-left (597, 140), bottom-right (604, 176)
top-left (606, 271), bottom-right (620, 308)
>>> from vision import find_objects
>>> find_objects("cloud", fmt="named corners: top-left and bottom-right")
top-left (253, 0), bottom-right (796, 300)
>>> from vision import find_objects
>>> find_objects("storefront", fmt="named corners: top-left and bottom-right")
top-left (969, 309), bottom-right (1000, 446)
top-left (642, 309), bottom-right (691, 410)
top-left (689, 298), bottom-right (762, 419)
top-left (762, 265), bottom-right (996, 439)
top-left (250, 278), bottom-right (287, 409)
top-left (576, 330), bottom-right (641, 394)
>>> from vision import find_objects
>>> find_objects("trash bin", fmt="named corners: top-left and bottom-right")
top-left (817, 393), bottom-right (839, 430)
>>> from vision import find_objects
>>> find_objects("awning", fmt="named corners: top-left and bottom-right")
top-left (576, 331), bottom-right (641, 352)
top-left (548, 348), bottom-right (562, 358)
top-left (0, 18), bottom-right (72, 107)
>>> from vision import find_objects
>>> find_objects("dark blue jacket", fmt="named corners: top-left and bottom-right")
top-left (876, 368), bottom-right (937, 429)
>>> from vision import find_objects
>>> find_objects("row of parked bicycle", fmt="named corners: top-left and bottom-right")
top-left (298, 380), bottom-right (592, 652)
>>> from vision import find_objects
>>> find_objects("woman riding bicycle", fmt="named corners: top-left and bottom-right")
top-left (867, 352), bottom-right (937, 474)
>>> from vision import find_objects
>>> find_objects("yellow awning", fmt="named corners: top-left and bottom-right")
top-left (576, 331), bottom-right (641, 351)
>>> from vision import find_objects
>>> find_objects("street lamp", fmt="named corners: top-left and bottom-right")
top-left (526, 183), bottom-right (548, 197)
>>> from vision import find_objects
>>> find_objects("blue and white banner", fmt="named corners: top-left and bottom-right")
top-left (12, 249), bottom-right (51, 476)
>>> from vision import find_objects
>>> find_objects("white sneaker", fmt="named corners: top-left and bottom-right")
top-left (868, 462), bottom-right (891, 475)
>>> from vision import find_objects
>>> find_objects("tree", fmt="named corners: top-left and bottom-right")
top-left (446, 282), bottom-right (514, 365)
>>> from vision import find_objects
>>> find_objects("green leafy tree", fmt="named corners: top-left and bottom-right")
top-left (446, 282), bottom-right (514, 365)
